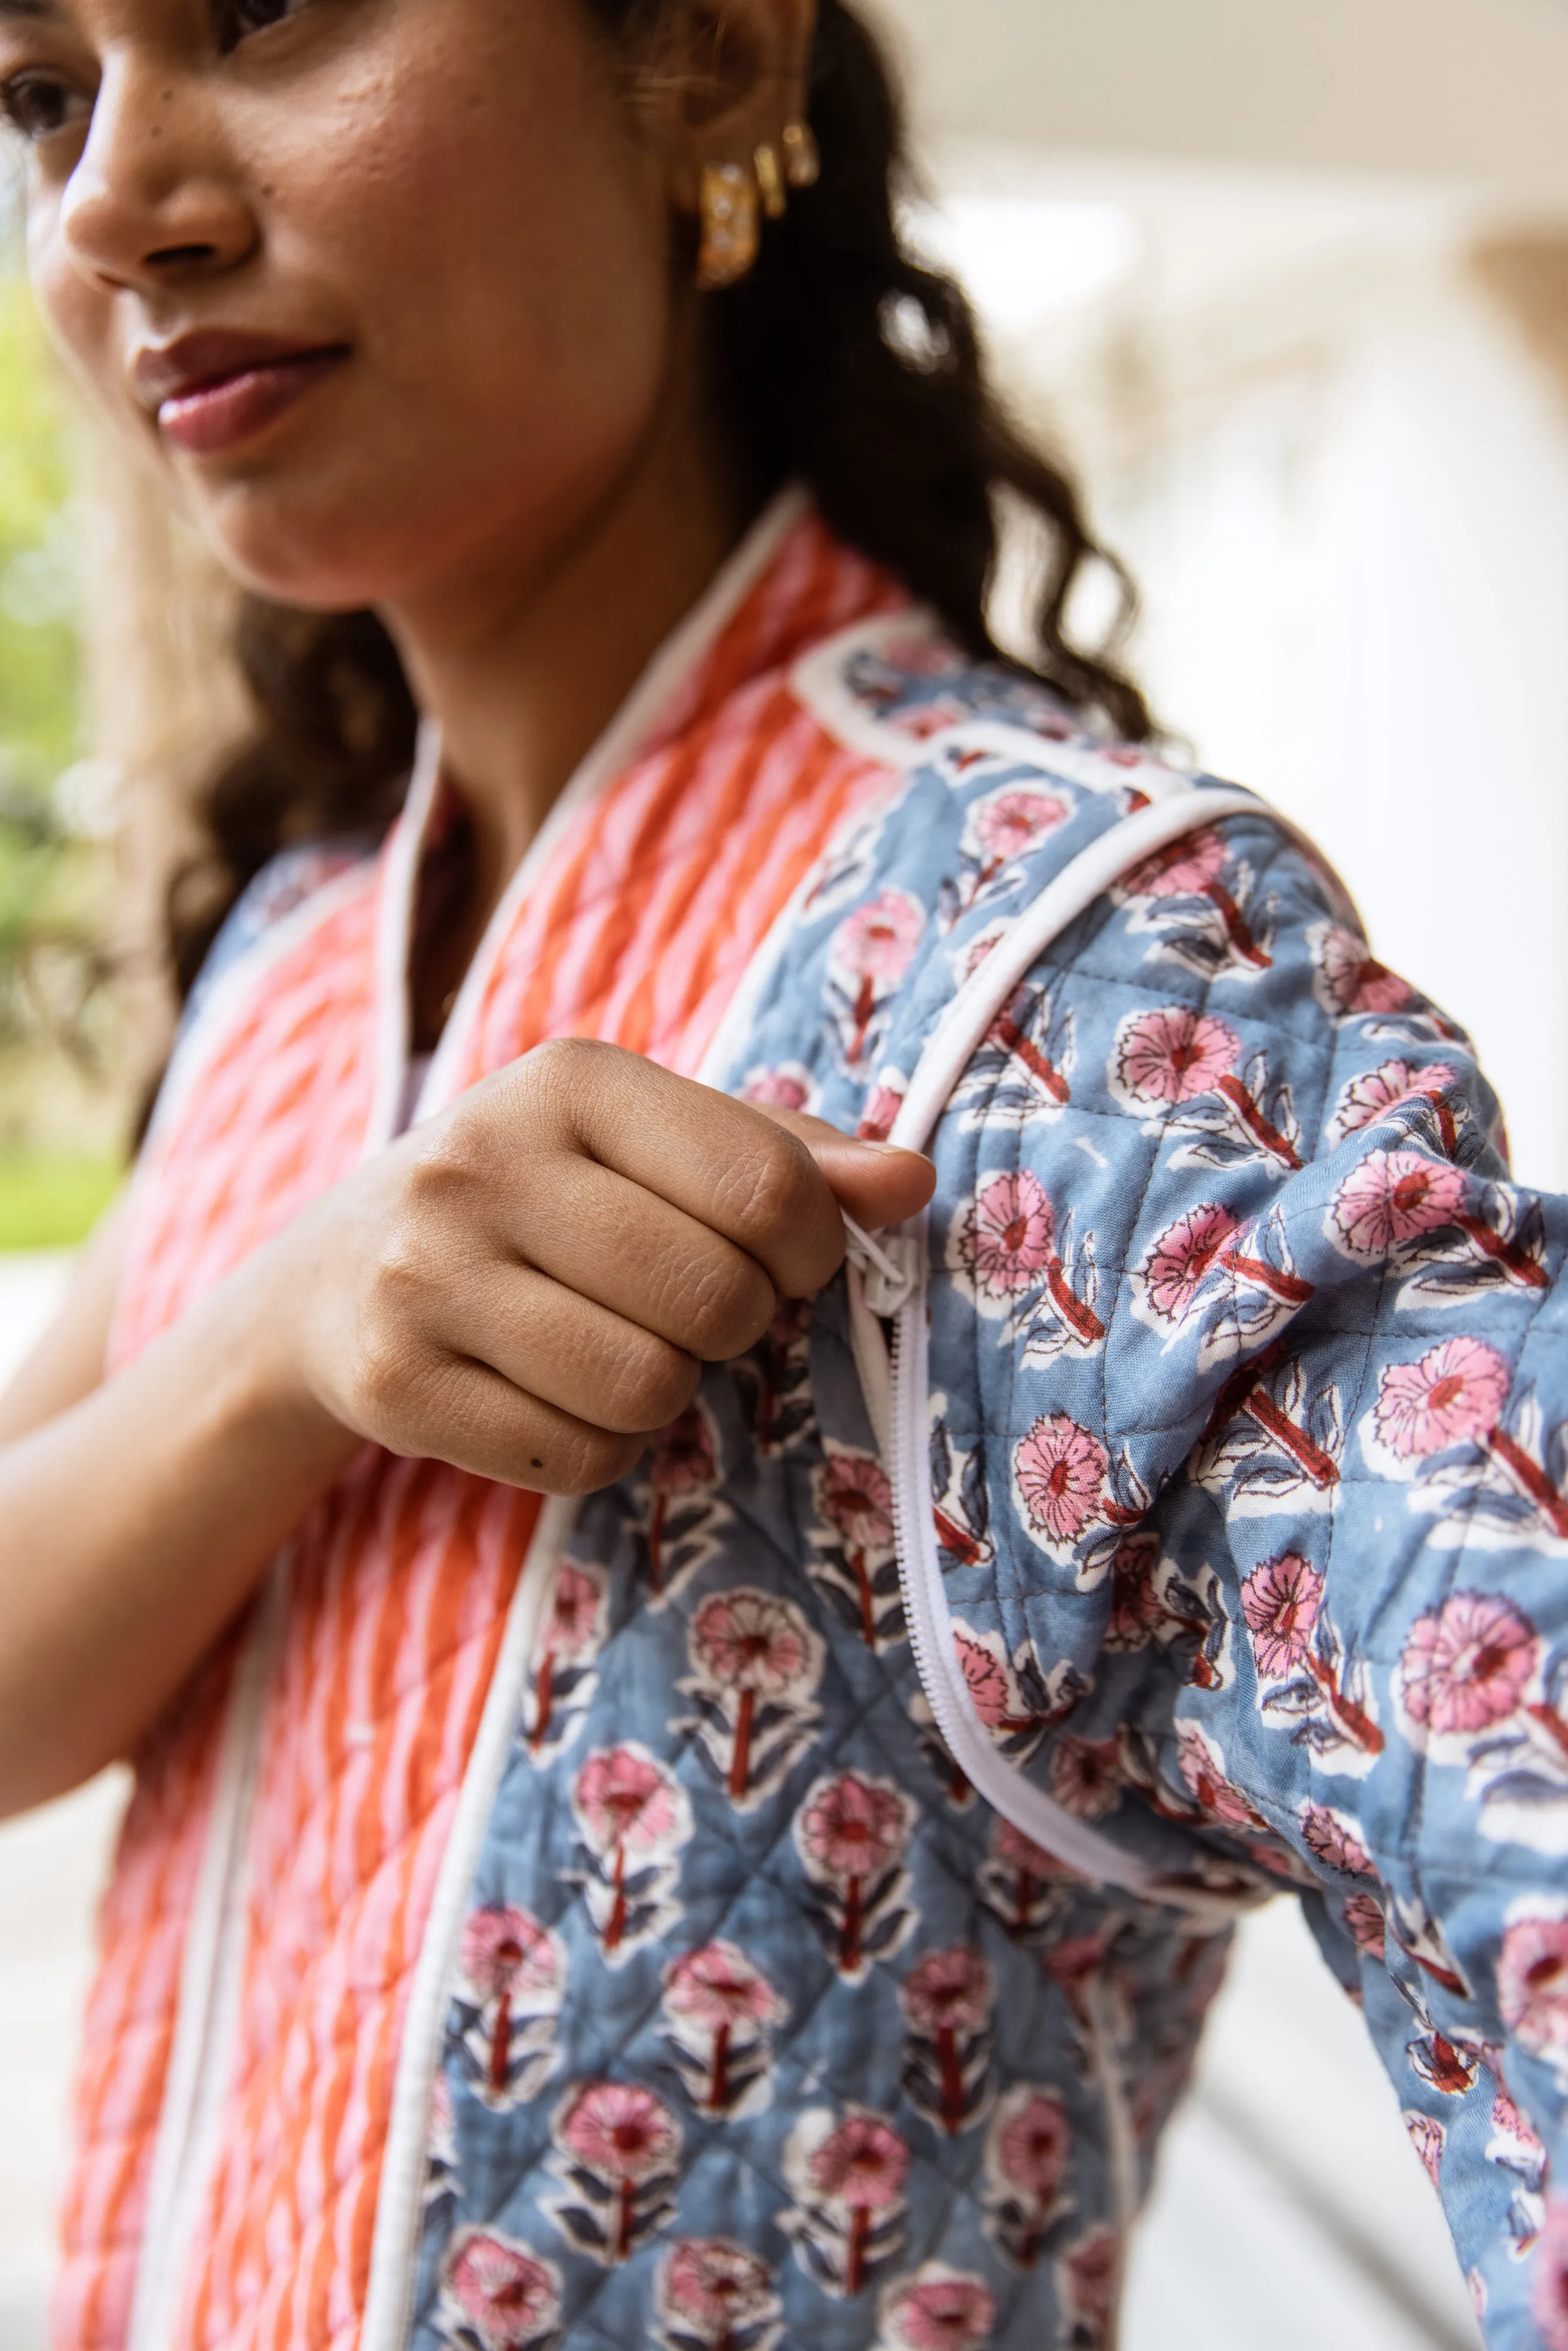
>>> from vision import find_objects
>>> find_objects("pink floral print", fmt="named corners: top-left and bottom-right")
top-left (984, 2085), bottom-right (1071, 2269)
top-left (1401, 1593), bottom-right (1537, 1736)
top-left (443, 2228), bottom-right (562, 2351)
top-left (454, 1905), bottom-right (563, 2107)
top-left (1241, 1553), bottom-right (1324, 1680)
top-left (1342, 1893), bottom-right (1387, 1958)
top-left (656, 2239), bottom-right (782, 2349)
top-left (833, 888), bottom-right (925, 986)
top-left (1404, 2112), bottom-right (1446, 2195)
top-left (572, 1745), bottom-right (691, 1960)
top-left (1328, 1149), bottom-right (1468, 1260)
top-left (787, 2109), bottom-right (913, 2298)
top-left (900, 1947), bottom-right (995, 2138)
top-left (1299, 1802), bottom-right (1374, 1877)
top-left (1137, 1202), bottom-right (1242, 1325)
top-left (691, 1589), bottom-right (813, 1698)
top-left (1111, 1006), bottom-right (1239, 1110)
top-left (795, 1771), bottom-right (916, 1979)
top-left (663, 1942), bottom-right (785, 2117)
top-left (742, 1063), bottom-right (813, 1113)
top-left (879, 2266), bottom-right (996, 2350)
top-left (1327, 1058), bottom-right (1460, 1147)
top-left (1013, 1414), bottom-right (1109, 1550)
top-left (1372, 1337), bottom-right (1510, 1461)
top-left (1499, 1913), bottom-right (1568, 2072)
top-left (525, 1560), bottom-right (607, 1759)
top-left (1047, 1736), bottom-right (1121, 1821)
top-left (1312, 922), bottom-right (1415, 1019)
top-left (549, 2079), bottom-right (681, 2266)
top-left (810, 1444), bottom-right (903, 1649)
top-left (1120, 828), bottom-right (1230, 901)
top-left (955, 1169), bottom-right (1055, 1304)
top-left (970, 786), bottom-right (1069, 867)
top-left (683, 1586), bottom-right (822, 1806)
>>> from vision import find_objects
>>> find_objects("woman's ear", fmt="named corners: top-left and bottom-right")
top-left (651, 0), bottom-right (817, 215)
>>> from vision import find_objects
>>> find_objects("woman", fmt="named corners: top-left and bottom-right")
top-left (1, 0), bottom-right (1562, 2346)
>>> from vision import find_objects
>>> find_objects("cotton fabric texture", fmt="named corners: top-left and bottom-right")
top-left (57, 500), bottom-right (1568, 2351)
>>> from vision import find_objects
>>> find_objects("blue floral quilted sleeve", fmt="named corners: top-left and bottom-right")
top-left (910, 799), bottom-right (1567, 2344)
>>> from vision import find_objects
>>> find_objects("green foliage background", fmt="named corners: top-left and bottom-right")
top-left (0, 229), bottom-right (122, 1243)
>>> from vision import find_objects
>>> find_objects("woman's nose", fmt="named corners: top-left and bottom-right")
top-left (58, 63), bottom-right (256, 292)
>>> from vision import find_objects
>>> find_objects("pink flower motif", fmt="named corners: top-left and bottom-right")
top-left (1329, 1149), bottom-right (1468, 1260)
top-left (902, 1947), bottom-right (994, 2038)
top-left (660, 2239), bottom-right (776, 2330)
top-left (1492, 2087), bottom-right (1546, 2159)
top-left (798, 1772), bottom-right (910, 1882)
top-left (1342, 1893), bottom-right (1387, 1958)
top-left (542, 1564), bottom-right (602, 1662)
top-left (1139, 1202), bottom-right (1241, 1323)
top-left (446, 2231), bottom-right (561, 2350)
top-left (1013, 1414), bottom-right (1109, 1547)
top-left (971, 787), bottom-right (1069, 865)
top-left (1499, 1914), bottom-right (1568, 2066)
top-left (1401, 1592), bottom-right (1537, 1736)
top-left (1372, 1337), bottom-right (1509, 1462)
top-left (743, 1064), bottom-right (812, 1113)
top-left (859, 1073), bottom-right (906, 1142)
top-left (832, 888), bottom-right (924, 986)
top-left (817, 1449), bottom-right (895, 1551)
top-left (1315, 925), bottom-right (1413, 1019)
top-left (1106, 1533), bottom-right (1162, 1650)
top-left (460, 1906), bottom-right (560, 2004)
top-left (1329, 1060), bottom-right (1459, 1143)
top-left (808, 2112), bottom-right (910, 2210)
top-left (651, 1408), bottom-right (716, 1498)
top-left (954, 1630), bottom-right (1016, 1730)
top-left (1177, 1724), bottom-right (1264, 1831)
top-left (1047, 1737), bottom-right (1121, 1820)
top-left (1404, 2112), bottom-right (1446, 2196)
top-left (1061, 2229), bottom-right (1117, 2320)
top-left (558, 2080), bottom-right (678, 2185)
top-left (1299, 1803), bottom-right (1375, 1877)
top-left (664, 1942), bottom-right (782, 2032)
top-left (1113, 1006), bottom-right (1239, 1108)
top-left (1120, 826), bottom-right (1229, 900)
top-left (957, 1169), bottom-right (1056, 1302)
top-left (689, 1590), bottom-right (813, 1697)
top-left (574, 1746), bottom-right (685, 1856)
top-left (883, 2270), bottom-right (997, 2351)
top-left (996, 2088), bottom-right (1070, 2202)
top-left (1533, 2195), bottom-right (1568, 2351)
top-left (1241, 1553), bottom-right (1324, 1680)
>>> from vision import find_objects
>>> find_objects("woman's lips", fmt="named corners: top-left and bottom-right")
top-left (156, 349), bottom-right (349, 457)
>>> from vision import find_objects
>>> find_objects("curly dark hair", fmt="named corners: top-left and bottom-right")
top-left (167, 0), bottom-right (1151, 1003)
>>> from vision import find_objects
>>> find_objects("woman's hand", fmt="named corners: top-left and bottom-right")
top-left (278, 1039), bottom-right (934, 1496)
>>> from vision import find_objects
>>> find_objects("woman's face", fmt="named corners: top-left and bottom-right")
top-left (5, 0), bottom-right (686, 611)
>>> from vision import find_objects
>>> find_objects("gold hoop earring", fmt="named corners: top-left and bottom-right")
top-left (781, 120), bottom-right (820, 189)
top-left (753, 141), bottom-right (787, 222)
top-left (696, 160), bottom-right (760, 292)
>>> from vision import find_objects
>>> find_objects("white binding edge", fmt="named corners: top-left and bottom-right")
top-left (871, 786), bottom-right (1259, 1898)
top-left (360, 1498), bottom-right (577, 2351)
top-left (126, 1565), bottom-right (289, 2351)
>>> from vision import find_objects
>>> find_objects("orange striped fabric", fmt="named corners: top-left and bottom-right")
top-left (56, 509), bottom-right (906, 2351)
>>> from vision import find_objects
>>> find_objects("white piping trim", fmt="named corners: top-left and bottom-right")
top-left (126, 1565), bottom-right (288, 2351)
top-left (361, 1498), bottom-right (576, 2351)
top-left (420, 485), bottom-right (813, 1123)
top-left (869, 787), bottom-right (1260, 1897)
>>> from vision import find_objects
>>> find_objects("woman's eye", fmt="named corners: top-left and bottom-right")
top-left (0, 70), bottom-right (91, 144)
top-left (222, 0), bottom-right (308, 42)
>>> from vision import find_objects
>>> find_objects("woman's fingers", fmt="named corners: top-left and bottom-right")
top-left (516, 1041), bottom-right (853, 1300)
top-left (754, 1106), bottom-right (936, 1231)
top-left (403, 1352), bottom-right (648, 1493)
top-left (448, 1261), bottom-right (702, 1433)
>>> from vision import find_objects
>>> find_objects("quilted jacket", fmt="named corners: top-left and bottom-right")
top-left (59, 496), bottom-right (1568, 2351)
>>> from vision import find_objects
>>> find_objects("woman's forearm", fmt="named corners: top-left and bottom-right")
top-left (0, 1246), bottom-right (358, 1818)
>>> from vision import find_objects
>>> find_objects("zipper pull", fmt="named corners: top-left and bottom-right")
top-left (842, 1216), bottom-right (922, 1318)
